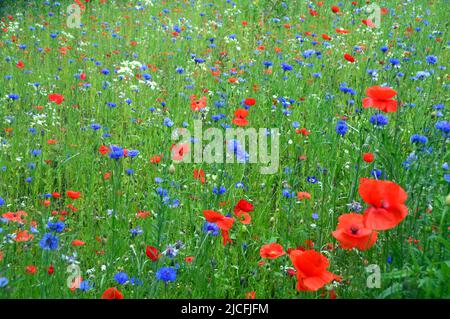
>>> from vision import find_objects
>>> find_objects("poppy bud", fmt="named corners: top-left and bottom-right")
top-left (363, 152), bottom-right (374, 163)
top-left (168, 164), bottom-right (176, 174)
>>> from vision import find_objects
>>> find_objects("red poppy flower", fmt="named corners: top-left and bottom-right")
top-left (101, 287), bottom-right (124, 299)
top-left (245, 291), bottom-right (256, 299)
top-left (344, 53), bottom-right (355, 63)
top-left (289, 249), bottom-right (340, 291)
top-left (331, 5), bottom-right (340, 13)
top-left (150, 155), bottom-right (161, 164)
top-left (297, 192), bottom-right (311, 200)
top-left (203, 210), bottom-right (235, 231)
top-left (335, 28), bottom-right (350, 34)
top-left (48, 93), bottom-right (64, 105)
top-left (16, 60), bottom-right (24, 68)
top-left (359, 178), bottom-right (408, 230)
top-left (362, 86), bottom-right (398, 112)
top-left (47, 265), bottom-right (54, 275)
top-left (14, 230), bottom-right (34, 242)
top-left (193, 168), bottom-right (205, 184)
top-left (25, 265), bottom-right (37, 274)
top-left (171, 143), bottom-right (189, 161)
top-left (332, 213), bottom-right (378, 250)
top-left (185, 256), bottom-right (195, 263)
top-left (145, 246), bottom-right (159, 261)
top-left (260, 243), bottom-right (285, 259)
top-left (72, 240), bottom-right (85, 247)
top-left (232, 109), bottom-right (249, 126)
top-left (363, 153), bottom-right (374, 163)
top-left (221, 229), bottom-right (232, 246)
top-left (2, 211), bottom-right (28, 223)
top-left (99, 145), bottom-right (110, 155)
top-left (234, 199), bottom-right (254, 224)
top-left (66, 190), bottom-right (81, 200)
top-left (190, 95), bottom-right (207, 111)
top-left (244, 98), bottom-right (256, 106)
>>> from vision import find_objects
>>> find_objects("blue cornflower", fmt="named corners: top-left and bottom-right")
top-left (202, 222), bottom-right (219, 236)
top-left (114, 272), bottom-right (129, 285)
top-left (227, 139), bottom-right (249, 162)
top-left (130, 277), bottom-right (144, 286)
top-left (109, 145), bottom-right (125, 159)
top-left (410, 134), bottom-right (428, 144)
top-left (371, 169), bottom-right (383, 179)
top-left (130, 226), bottom-right (143, 236)
top-left (212, 185), bottom-right (226, 195)
top-left (335, 120), bottom-right (348, 136)
top-left (91, 123), bottom-right (101, 130)
top-left (46, 221), bottom-right (65, 233)
top-left (127, 150), bottom-right (139, 158)
top-left (370, 114), bottom-right (389, 126)
top-left (0, 197), bottom-right (4, 206)
top-left (281, 62), bottom-right (293, 71)
top-left (0, 277), bottom-right (8, 288)
top-left (435, 120), bottom-right (449, 135)
top-left (306, 176), bottom-right (317, 184)
top-left (425, 55), bottom-right (437, 64)
top-left (156, 267), bottom-right (177, 283)
top-left (163, 117), bottom-right (174, 127)
top-left (389, 58), bottom-right (400, 66)
top-left (79, 280), bottom-right (92, 291)
top-left (39, 233), bottom-right (59, 250)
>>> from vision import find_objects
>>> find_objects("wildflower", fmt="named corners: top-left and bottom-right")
top-left (332, 213), bottom-right (378, 250)
top-left (0, 277), bottom-right (8, 288)
top-left (363, 153), bottom-right (374, 163)
top-left (190, 95), bottom-right (207, 111)
top-left (146, 246), bottom-right (160, 261)
top-left (359, 178), bottom-right (408, 230)
top-left (344, 53), bottom-right (355, 63)
top-left (47, 221), bottom-right (65, 232)
top-left (289, 249), bottom-right (340, 291)
top-left (232, 109), bottom-right (249, 126)
top-left (101, 287), bottom-right (123, 299)
top-left (370, 114), bottom-right (389, 126)
top-left (156, 267), bottom-right (177, 283)
top-left (234, 199), bottom-right (254, 224)
top-left (66, 190), bottom-right (81, 199)
top-left (39, 233), bottom-right (59, 250)
top-left (202, 222), bottom-right (220, 236)
top-left (297, 192), bottom-right (311, 200)
top-left (260, 243), bottom-right (285, 259)
top-left (363, 86), bottom-right (398, 112)
top-left (335, 120), bottom-right (348, 136)
top-left (48, 93), bottom-right (64, 104)
top-left (411, 134), bottom-right (428, 144)
top-left (114, 272), bottom-right (129, 285)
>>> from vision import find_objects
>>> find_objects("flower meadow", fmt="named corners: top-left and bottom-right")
top-left (0, 0), bottom-right (449, 300)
